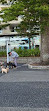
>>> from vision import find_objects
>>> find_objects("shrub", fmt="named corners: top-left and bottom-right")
top-left (0, 48), bottom-right (40, 57)
top-left (0, 51), bottom-right (7, 57)
top-left (14, 48), bottom-right (40, 57)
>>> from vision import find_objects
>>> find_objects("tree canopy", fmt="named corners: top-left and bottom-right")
top-left (0, 0), bottom-right (49, 33)
top-left (0, 0), bottom-right (7, 4)
top-left (0, 0), bottom-right (49, 61)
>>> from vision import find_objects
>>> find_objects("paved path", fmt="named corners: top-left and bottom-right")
top-left (0, 63), bottom-right (49, 82)
top-left (0, 82), bottom-right (49, 110)
top-left (0, 107), bottom-right (49, 111)
top-left (0, 82), bottom-right (49, 107)
top-left (0, 63), bottom-right (49, 110)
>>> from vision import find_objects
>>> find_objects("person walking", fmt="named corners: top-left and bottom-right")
top-left (8, 51), bottom-right (19, 68)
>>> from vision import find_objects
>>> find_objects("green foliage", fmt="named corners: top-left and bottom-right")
top-left (1, 2), bottom-right (25, 22)
top-left (0, 51), bottom-right (6, 57)
top-left (0, 48), bottom-right (40, 57)
top-left (14, 48), bottom-right (40, 57)
top-left (0, 0), bottom-right (49, 32)
top-left (0, 24), bottom-right (10, 30)
top-left (0, 0), bottom-right (7, 4)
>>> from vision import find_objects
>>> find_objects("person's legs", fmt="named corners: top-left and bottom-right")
top-left (7, 62), bottom-right (13, 68)
top-left (14, 57), bottom-right (17, 67)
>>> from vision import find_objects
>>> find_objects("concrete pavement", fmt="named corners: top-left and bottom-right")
top-left (0, 64), bottom-right (49, 82)
top-left (28, 64), bottom-right (49, 69)
top-left (0, 63), bottom-right (49, 111)
top-left (0, 107), bottom-right (49, 111)
top-left (0, 82), bottom-right (49, 110)
top-left (0, 70), bottom-right (49, 82)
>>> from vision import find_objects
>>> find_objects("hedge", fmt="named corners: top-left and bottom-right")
top-left (14, 48), bottom-right (40, 57)
top-left (0, 51), bottom-right (6, 57)
top-left (0, 48), bottom-right (40, 57)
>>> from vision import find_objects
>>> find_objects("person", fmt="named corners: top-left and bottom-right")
top-left (8, 51), bottom-right (19, 68)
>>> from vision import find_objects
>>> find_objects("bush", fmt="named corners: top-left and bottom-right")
top-left (0, 48), bottom-right (40, 57)
top-left (14, 48), bottom-right (40, 57)
top-left (0, 51), bottom-right (7, 57)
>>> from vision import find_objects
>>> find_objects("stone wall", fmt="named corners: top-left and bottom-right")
top-left (0, 57), bottom-right (40, 64)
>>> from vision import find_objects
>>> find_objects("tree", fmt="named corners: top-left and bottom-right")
top-left (0, 0), bottom-right (49, 63)
top-left (0, 0), bottom-right (7, 4)
top-left (34, 0), bottom-right (49, 64)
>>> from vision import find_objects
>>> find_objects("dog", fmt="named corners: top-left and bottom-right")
top-left (7, 62), bottom-right (16, 69)
top-left (1, 65), bottom-right (9, 73)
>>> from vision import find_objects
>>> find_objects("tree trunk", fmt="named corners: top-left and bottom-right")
top-left (40, 26), bottom-right (49, 64)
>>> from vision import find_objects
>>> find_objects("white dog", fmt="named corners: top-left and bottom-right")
top-left (1, 66), bottom-right (9, 73)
